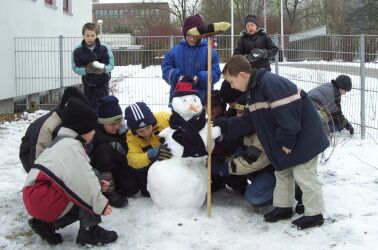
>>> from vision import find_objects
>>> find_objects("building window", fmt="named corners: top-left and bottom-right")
top-left (44, 0), bottom-right (56, 8)
top-left (63, 0), bottom-right (70, 13)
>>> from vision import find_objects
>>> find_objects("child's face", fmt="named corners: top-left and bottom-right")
top-left (104, 121), bottom-right (122, 135)
top-left (339, 89), bottom-right (347, 95)
top-left (83, 29), bottom-right (97, 46)
top-left (185, 33), bottom-right (200, 46)
top-left (205, 105), bottom-right (224, 120)
top-left (81, 130), bottom-right (95, 144)
top-left (246, 22), bottom-right (257, 34)
top-left (224, 72), bottom-right (249, 92)
top-left (135, 125), bottom-right (153, 138)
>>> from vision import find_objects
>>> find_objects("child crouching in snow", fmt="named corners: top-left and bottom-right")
top-left (23, 97), bottom-right (117, 246)
top-left (215, 55), bottom-right (329, 229)
top-left (124, 102), bottom-right (172, 197)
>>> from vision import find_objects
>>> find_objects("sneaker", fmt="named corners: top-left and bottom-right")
top-left (264, 207), bottom-right (293, 222)
top-left (28, 218), bottom-right (63, 245)
top-left (291, 214), bottom-right (324, 230)
top-left (104, 191), bottom-right (128, 208)
top-left (295, 202), bottom-right (305, 214)
top-left (76, 225), bottom-right (118, 246)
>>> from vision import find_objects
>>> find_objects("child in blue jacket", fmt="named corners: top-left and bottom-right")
top-left (161, 15), bottom-right (221, 106)
top-left (215, 55), bottom-right (329, 230)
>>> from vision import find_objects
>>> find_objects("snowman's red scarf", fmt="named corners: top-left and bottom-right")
top-left (169, 110), bottom-right (207, 158)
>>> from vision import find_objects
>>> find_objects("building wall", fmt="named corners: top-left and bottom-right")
top-left (0, 0), bottom-right (92, 101)
top-left (92, 2), bottom-right (170, 34)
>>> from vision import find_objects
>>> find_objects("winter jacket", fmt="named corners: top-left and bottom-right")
top-left (19, 110), bottom-right (62, 173)
top-left (127, 112), bottom-right (170, 169)
top-left (234, 29), bottom-right (278, 70)
top-left (162, 39), bottom-right (221, 105)
top-left (220, 69), bottom-right (329, 171)
top-left (72, 38), bottom-right (114, 87)
top-left (308, 82), bottom-right (348, 128)
top-left (23, 127), bottom-right (108, 223)
top-left (227, 134), bottom-right (271, 176)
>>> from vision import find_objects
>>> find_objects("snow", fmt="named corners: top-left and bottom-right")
top-left (1, 66), bottom-right (378, 249)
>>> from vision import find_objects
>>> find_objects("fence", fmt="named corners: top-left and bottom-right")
top-left (14, 34), bottom-right (378, 140)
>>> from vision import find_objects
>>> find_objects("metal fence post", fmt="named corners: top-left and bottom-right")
top-left (59, 35), bottom-right (64, 88)
top-left (359, 33), bottom-right (366, 139)
top-left (169, 35), bottom-right (174, 48)
top-left (275, 34), bottom-right (279, 74)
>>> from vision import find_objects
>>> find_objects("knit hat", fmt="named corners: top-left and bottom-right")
top-left (332, 75), bottom-right (352, 92)
top-left (174, 81), bottom-right (199, 98)
top-left (244, 15), bottom-right (259, 27)
top-left (182, 14), bottom-right (204, 37)
top-left (219, 80), bottom-right (244, 104)
top-left (235, 92), bottom-right (249, 112)
top-left (98, 96), bottom-right (123, 124)
top-left (59, 86), bottom-right (89, 111)
top-left (61, 97), bottom-right (98, 135)
top-left (204, 90), bottom-right (226, 111)
top-left (124, 102), bottom-right (156, 131)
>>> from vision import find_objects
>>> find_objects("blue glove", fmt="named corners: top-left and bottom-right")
top-left (147, 144), bottom-right (173, 161)
top-left (147, 148), bottom-right (159, 160)
top-left (211, 159), bottom-right (229, 176)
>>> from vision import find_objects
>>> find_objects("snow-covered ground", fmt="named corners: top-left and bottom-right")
top-left (1, 64), bottom-right (378, 249)
top-left (1, 112), bottom-right (378, 249)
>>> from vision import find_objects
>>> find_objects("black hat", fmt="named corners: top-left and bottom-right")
top-left (98, 96), bottom-right (123, 124)
top-left (332, 75), bottom-right (352, 92)
top-left (219, 80), bottom-right (244, 104)
top-left (173, 81), bottom-right (199, 98)
top-left (61, 97), bottom-right (98, 135)
top-left (244, 15), bottom-right (259, 27)
top-left (59, 87), bottom-right (88, 111)
top-left (124, 102), bottom-right (156, 131)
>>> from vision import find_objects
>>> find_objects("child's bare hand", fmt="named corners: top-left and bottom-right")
top-left (282, 146), bottom-right (292, 154)
top-left (100, 180), bottom-right (110, 192)
top-left (103, 205), bottom-right (112, 216)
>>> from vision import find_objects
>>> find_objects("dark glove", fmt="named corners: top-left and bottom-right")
top-left (211, 159), bottom-right (229, 176)
top-left (86, 61), bottom-right (105, 74)
top-left (213, 117), bottom-right (228, 136)
top-left (344, 123), bottom-right (354, 135)
top-left (179, 75), bottom-right (198, 86)
top-left (147, 144), bottom-right (172, 161)
top-left (246, 48), bottom-right (268, 63)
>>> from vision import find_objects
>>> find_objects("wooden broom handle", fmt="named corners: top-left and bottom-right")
top-left (206, 37), bottom-right (213, 218)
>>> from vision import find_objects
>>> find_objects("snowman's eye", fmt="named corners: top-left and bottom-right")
top-left (183, 99), bottom-right (187, 102)
top-left (193, 98), bottom-right (197, 103)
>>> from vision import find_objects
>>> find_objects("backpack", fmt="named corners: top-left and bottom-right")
top-left (19, 111), bottom-right (54, 173)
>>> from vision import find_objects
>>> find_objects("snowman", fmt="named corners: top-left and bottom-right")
top-left (147, 81), bottom-right (221, 209)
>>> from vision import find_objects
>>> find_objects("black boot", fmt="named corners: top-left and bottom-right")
top-left (295, 202), bottom-right (305, 214)
top-left (76, 225), bottom-right (118, 246)
top-left (291, 214), bottom-right (324, 230)
top-left (28, 218), bottom-right (63, 245)
top-left (264, 207), bottom-right (293, 222)
top-left (104, 191), bottom-right (128, 208)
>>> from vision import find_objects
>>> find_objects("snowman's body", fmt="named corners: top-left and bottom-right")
top-left (147, 92), bottom-right (220, 209)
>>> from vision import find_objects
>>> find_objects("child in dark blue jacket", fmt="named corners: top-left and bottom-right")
top-left (72, 22), bottom-right (114, 109)
top-left (161, 15), bottom-right (221, 106)
top-left (216, 55), bottom-right (329, 230)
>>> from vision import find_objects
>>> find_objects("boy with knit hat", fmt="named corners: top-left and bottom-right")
top-left (308, 75), bottom-right (354, 134)
top-left (234, 14), bottom-right (278, 71)
top-left (124, 102), bottom-right (172, 197)
top-left (23, 97), bottom-right (118, 246)
top-left (91, 96), bottom-right (139, 208)
top-left (162, 14), bottom-right (221, 106)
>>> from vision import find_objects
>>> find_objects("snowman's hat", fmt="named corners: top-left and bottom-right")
top-left (174, 81), bottom-right (199, 98)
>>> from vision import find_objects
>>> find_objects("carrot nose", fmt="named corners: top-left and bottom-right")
top-left (190, 104), bottom-right (198, 113)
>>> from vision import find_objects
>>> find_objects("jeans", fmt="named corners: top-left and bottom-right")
top-left (245, 169), bottom-right (276, 206)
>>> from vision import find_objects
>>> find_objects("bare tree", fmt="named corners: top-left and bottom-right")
top-left (169, 0), bottom-right (201, 26)
top-left (200, 0), bottom-right (231, 24)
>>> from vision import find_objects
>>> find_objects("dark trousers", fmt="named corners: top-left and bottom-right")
top-left (83, 82), bottom-right (109, 110)
top-left (53, 205), bottom-right (101, 229)
top-left (135, 168), bottom-right (150, 197)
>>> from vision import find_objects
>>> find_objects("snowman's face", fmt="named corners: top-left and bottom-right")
top-left (172, 94), bottom-right (203, 118)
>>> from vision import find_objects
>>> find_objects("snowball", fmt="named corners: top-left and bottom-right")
top-left (92, 61), bottom-right (105, 69)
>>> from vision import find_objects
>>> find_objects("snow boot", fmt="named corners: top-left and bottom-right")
top-left (76, 225), bottom-right (118, 246)
top-left (295, 202), bottom-right (305, 214)
top-left (291, 214), bottom-right (324, 230)
top-left (104, 191), bottom-right (128, 208)
top-left (264, 207), bottom-right (293, 222)
top-left (28, 218), bottom-right (63, 245)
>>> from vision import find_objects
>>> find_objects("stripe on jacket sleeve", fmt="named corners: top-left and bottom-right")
top-left (248, 88), bottom-right (301, 112)
top-left (34, 164), bottom-right (94, 214)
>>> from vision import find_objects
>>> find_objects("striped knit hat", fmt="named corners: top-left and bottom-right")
top-left (124, 102), bottom-right (156, 131)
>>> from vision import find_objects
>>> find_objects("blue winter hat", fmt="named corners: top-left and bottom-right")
top-left (98, 96), bottom-right (123, 124)
top-left (124, 102), bottom-right (156, 131)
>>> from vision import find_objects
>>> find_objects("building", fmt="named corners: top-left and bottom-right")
top-left (92, 2), bottom-right (170, 34)
top-left (0, 0), bottom-right (92, 114)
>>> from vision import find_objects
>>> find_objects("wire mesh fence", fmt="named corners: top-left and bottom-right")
top-left (14, 34), bottom-right (378, 140)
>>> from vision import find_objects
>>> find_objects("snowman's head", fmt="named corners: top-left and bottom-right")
top-left (172, 82), bottom-right (202, 121)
